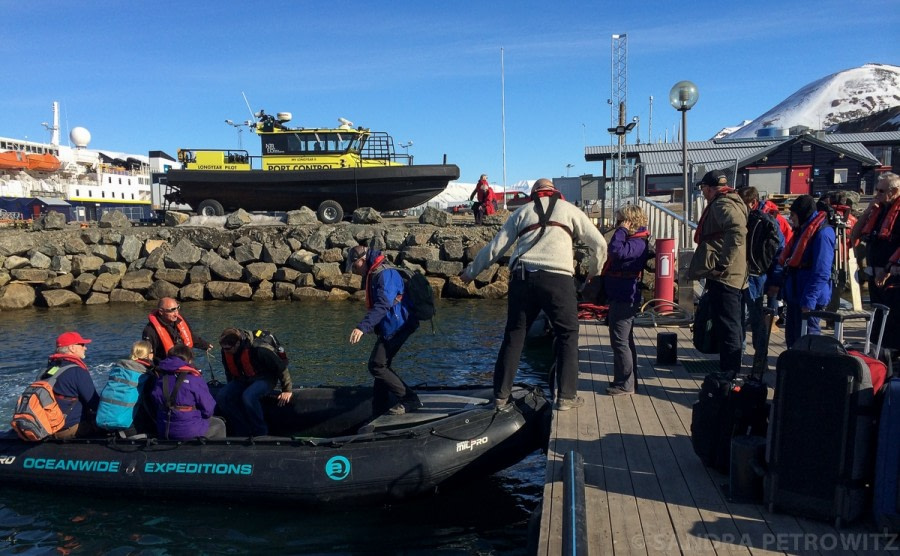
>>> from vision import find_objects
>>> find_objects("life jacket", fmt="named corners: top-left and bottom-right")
top-left (223, 339), bottom-right (259, 379)
top-left (95, 360), bottom-right (151, 431)
top-left (162, 366), bottom-right (202, 412)
top-left (762, 199), bottom-right (793, 245)
top-left (147, 312), bottom-right (194, 354)
top-left (779, 212), bottom-right (828, 269)
top-left (890, 246), bottom-right (900, 267)
top-left (694, 187), bottom-right (736, 244)
top-left (860, 198), bottom-right (900, 241)
top-left (364, 253), bottom-right (390, 310)
top-left (600, 229), bottom-right (651, 279)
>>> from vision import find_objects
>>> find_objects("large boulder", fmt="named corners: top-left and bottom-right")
top-left (98, 210), bottom-right (130, 228)
top-left (352, 207), bottom-right (383, 224)
top-left (0, 235), bottom-right (34, 257)
top-left (206, 281), bottom-right (253, 300)
top-left (419, 206), bottom-right (452, 226)
top-left (0, 283), bottom-right (36, 309)
top-left (42, 288), bottom-right (83, 308)
top-left (120, 269), bottom-right (155, 291)
top-left (164, 239), bottom-right (202, 269)
top-left (225, 209), bottom-right (252, 229)
top-left (109, 288), bottom-right (148, 303)
top-left (285, 207), bottom-right (318, 226)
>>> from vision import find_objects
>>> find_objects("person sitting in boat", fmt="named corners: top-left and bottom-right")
top-left (215, 328), bottom-right (292, 437)
top-left (43, 331), bottom-right (100, 439)
top-left (469, 174), bottom-right (497, 225)
top-left (151, 345), bottom-right (225, 440)
top-left (95, 340), bottom-right (157, 437)
top-left (142, 297), bottom-right (213, 363)
top-left (346, 245), bottom-right (422, 416)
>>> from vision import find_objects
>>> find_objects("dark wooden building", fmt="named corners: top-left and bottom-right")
top-left (584, 130), bottom-right (900, 199)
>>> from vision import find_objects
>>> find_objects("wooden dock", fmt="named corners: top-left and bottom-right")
top-left (536, 318), bottom-right (898, 555)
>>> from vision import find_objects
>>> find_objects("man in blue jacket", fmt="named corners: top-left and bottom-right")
top-left (45, 331), bottom-right (100, 439)
top-left (347, 245), bottom-right (421, 416)
top-left (770, 195), bottom-right (836, 347)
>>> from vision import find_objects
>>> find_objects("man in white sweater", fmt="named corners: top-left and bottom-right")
top-left (461, 179), bottom-right (607, 411)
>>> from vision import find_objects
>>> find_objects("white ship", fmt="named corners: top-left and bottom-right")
top-left (0, 101), bottom-right (170, 222)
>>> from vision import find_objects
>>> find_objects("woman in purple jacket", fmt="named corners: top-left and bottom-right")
top-left (604, 205), bottom-right (652, 395)
top-left (151, 345), bottom-right (225, 440)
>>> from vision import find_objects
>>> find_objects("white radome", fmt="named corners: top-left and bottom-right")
top-left (70, 126), bottom-right (91, 147)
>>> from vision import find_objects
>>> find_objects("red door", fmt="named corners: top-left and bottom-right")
top-left (789, 166), bottom-right (812, 194)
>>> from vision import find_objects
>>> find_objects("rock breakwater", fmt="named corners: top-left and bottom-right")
top-left (0, 209), bottom-right (597, 311)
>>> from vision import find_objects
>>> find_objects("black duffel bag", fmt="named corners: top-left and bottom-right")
top-left (692, 289), bottom-right (719, 354)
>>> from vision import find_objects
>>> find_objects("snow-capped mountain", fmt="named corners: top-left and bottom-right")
top-left (723, 63), bottom-right (900, 139)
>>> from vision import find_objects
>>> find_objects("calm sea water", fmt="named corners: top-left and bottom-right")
top-left (0, 299), bottom-right (552, 555)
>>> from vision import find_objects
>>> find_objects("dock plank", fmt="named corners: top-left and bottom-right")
top-left (537, 316), bottom-right (897, 556)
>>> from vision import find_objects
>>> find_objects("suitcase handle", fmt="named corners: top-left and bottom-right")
top-left (801, 304), bottom-right (890, 357)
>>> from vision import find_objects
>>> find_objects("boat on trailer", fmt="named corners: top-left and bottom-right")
top-left (162, 111), bottom-right (460, 223)
top-left (0, 384), bottom-right (549, 506)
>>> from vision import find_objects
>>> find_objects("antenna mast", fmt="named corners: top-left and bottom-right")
top-left (242, 92), bottom-right (256, 120)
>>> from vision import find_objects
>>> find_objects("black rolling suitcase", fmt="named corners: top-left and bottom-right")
top-left (765, 333), bottom-right (876, 527)
top-left (691, 370), bottom-right (768, 473)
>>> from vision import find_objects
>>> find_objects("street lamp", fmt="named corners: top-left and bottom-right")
top-left (566, 163), bottom-right (574, 177)
top-left (669, 81), bottom-right (699, 249)
top-left (607, 121), bottom-right (636, 217)
top-left (225, 119), bottom-right (252, 150)
top-left (399, 141), bottom-right (413, 156)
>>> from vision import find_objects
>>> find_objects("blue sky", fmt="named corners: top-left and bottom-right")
top-left (1, 1), bottom-right (897, 185)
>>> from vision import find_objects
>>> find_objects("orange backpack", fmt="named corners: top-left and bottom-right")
top-left (10, 365), bottom-right (74, 441)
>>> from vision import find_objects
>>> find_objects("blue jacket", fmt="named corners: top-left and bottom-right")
top-left (43, 355), bottom-right (99, 429)
top-left (357, 250), bottom-right (414, 339)
top-left (604, 226), bottom-right (651, 305)
top-left (151, 356), bottom-right (216, 440)
top-left (747, 207), bottom-right (785, 300)
top-left (775, 210), bottom-right (836, 310)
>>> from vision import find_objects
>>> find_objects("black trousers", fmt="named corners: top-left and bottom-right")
top-left (494, 269), bottom-right (580, 401)
top-left (368, 320), bottom-right (419, 415)
top-left (707, 279), bottom-right (744, 375)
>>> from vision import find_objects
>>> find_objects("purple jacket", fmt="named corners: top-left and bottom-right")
top-left (603, 227), bottom-right (651, 305)
top-left (151, 356), bottom-right (216, 440)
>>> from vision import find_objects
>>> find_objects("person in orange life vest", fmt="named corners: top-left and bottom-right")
top-left (142, 297), bottom-right (213, 363)
top-left (604, 205), bottom-right (652, 396)
top-left (151, 345), bottom-right (225, 440)
top-left (347, 245), bottom-right (422, 417)
top-left (44, 331), bottom-right (100, 439)
top-left (469, 174), bottom-right (497, 225)
top-left (760, 198), bottom-right (793, 245)
top-left (852, 172), bottom-right (900, 350)
top-left (688, 170), bottom-right (748, 377)
top-left (769, 194), bottom-right (836, 348)
top-left (215, 328), bottom-right (292, 436)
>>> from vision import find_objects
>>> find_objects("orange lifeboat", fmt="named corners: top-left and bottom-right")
top-left (0, 151), bottom-right (28, 170)
top-left (26, 153), bottom-right (61, 172)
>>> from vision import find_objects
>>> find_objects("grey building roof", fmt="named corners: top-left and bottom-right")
top-left (34, 197), bottom-right (71, 206)
top-left (585, 131), bottom-right (894, 176)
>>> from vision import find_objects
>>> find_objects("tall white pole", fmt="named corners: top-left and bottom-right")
top-left (501, 47), bottom-right (508, 209)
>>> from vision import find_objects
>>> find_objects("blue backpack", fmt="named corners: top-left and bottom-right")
top-left (96, 360), bottom-right (151, 431)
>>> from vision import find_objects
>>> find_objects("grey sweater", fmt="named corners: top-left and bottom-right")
top-left (463, 197), bottom-right (607, 280)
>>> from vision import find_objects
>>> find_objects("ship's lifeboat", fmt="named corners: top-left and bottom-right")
top-left (26, 153), bottom-right (61, 172)
top-left (0, 151), bottom-right (28, 170)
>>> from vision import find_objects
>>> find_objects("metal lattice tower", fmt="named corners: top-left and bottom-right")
top-left (611, 34), bottom-right (627, 132)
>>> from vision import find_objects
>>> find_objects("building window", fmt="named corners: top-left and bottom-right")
top-left (872, 146), bottom-right (892, 167)
top-left (118, 178), bottom-right (122, 185)
top-left (833, 168), bottom-right (848, 184)
top-left (131, 193), bottom-right (135, 200)
top-left (101, 191), bottom-right (105, 198)
top-left (121, 192), bottom-right (125, 199)
top-left (88, 190), bottom-right (92, 197)
top-left (76, 189), bottom-right (80, 196)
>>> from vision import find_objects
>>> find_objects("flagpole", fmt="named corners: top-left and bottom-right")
top-left (501, 47), bottom-right (508, 210)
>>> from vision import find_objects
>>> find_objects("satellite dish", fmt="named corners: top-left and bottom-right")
top-left (70, 127), bottom-right (91, 148)
top-left (338, 117), bottom-right (354, 128)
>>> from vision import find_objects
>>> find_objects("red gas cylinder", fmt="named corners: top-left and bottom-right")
top-left (654, 238), bottom-right (676, 311)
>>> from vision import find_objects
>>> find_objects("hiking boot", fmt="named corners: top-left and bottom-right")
top-left (387, 396), bottom-right (424, 416)
top-left (606, 386), bottom-right (633, 396)
top-left (493, 397), bottom-right (513, 412)
top-left (555, 396), bottom-right (585, 411)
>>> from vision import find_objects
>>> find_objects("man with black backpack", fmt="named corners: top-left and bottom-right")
top-left (347, 245), bottom-right (423, 417)
top-left (738, 187), bottom-right (785, 373)
top-left (460, 179), bottom-right (607, 412)
top-left (216, 327), bottom-right (292, 436)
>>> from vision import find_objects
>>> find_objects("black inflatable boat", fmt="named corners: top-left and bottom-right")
top-left (0, 384), bottom-right (549, 506)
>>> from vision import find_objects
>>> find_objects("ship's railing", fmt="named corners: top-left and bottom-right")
top-left (0, 209), bottom-right (24, 221)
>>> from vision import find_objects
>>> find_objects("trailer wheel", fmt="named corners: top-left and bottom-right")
top-left (197, 199), bottom-right (225, 217)
top-left (317, 200), bottom-right (344, 224)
